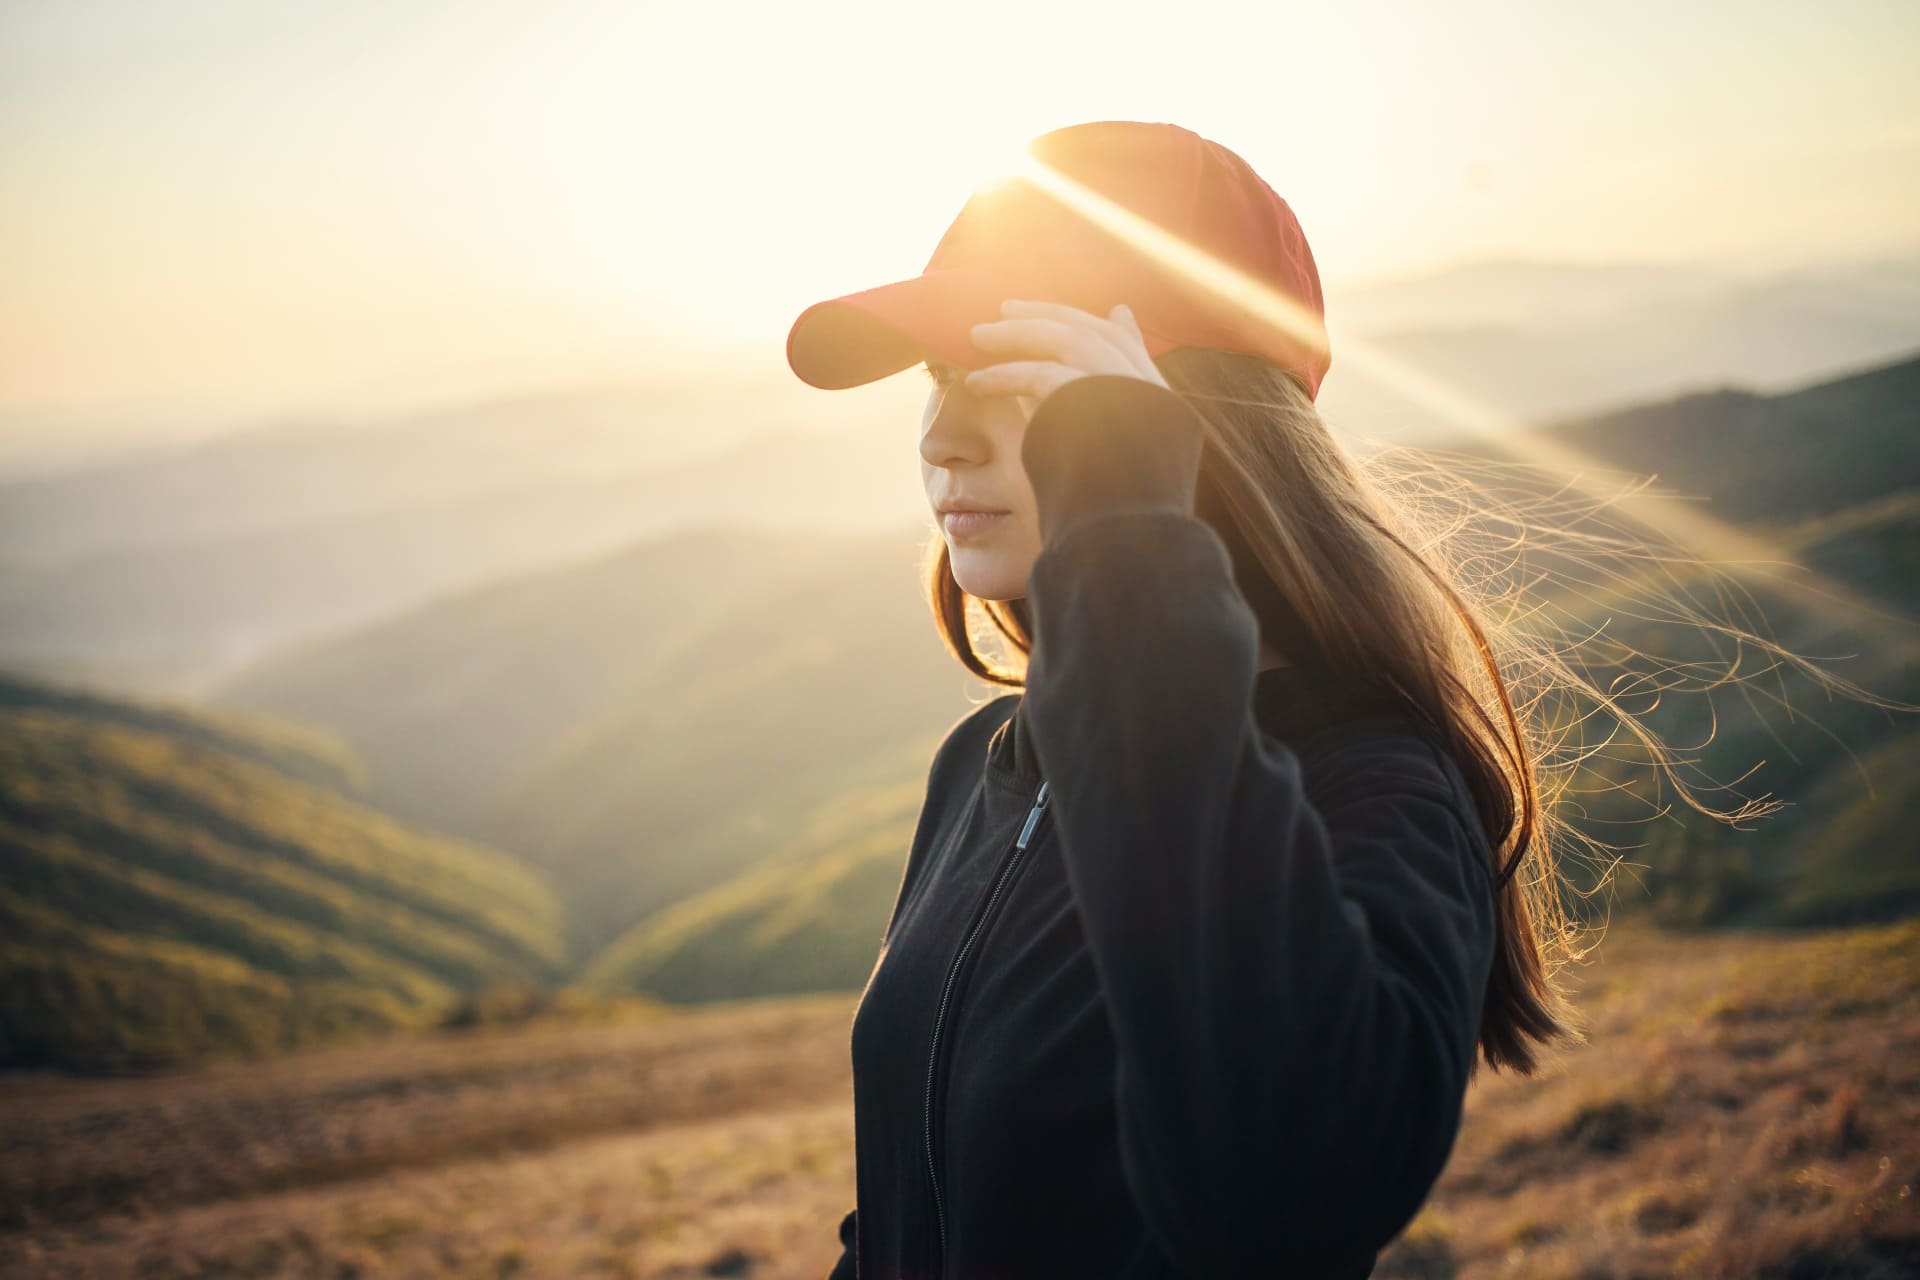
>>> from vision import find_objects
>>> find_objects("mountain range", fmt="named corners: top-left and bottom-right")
top-left (3, 253), bottom-right (1916, 696)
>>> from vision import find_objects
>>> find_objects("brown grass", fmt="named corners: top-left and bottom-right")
top-left (1378, 915), bottom-right (1920, 1279)
top-left (2, 918), bottom-right (1916, 1278)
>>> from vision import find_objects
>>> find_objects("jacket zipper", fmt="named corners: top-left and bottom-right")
top-left (922, 777), bottom-right (1051, 1273)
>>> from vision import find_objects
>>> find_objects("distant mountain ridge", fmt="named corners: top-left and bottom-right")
top-left (4, 253), bottom-right (1917, 694)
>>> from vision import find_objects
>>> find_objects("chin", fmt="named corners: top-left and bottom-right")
top-left (948, 547), bottom-right (1028, 602)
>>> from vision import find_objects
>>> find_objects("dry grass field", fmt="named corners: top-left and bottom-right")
top-left (2, 914), bottom-right (1916, 1279)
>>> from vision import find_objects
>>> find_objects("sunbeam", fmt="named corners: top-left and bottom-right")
top-left (1006, 143), bottom-right (1920, 651)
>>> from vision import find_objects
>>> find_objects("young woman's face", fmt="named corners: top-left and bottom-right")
top-left (919, 356), bottom-right (1044, 601)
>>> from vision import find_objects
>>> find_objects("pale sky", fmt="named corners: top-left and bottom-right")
top-left (2, 0), bottom-right (1917, 449)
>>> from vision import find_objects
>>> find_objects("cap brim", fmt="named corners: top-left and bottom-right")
top-left (787, 266), bottom-right (1189, 391)
top-left (787, 266), bottom-right (1032, 390)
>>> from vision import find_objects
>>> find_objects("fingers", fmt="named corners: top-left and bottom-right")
top-left (970, 298), bottom-right (1157, 381)
top-left (970, 316), bottom-right (1111, 372)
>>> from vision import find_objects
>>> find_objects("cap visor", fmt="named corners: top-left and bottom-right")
top-left (786, 267), bottom-right (1019, 390)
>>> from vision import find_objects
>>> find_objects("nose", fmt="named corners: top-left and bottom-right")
top-left (919, 383), bottom-right (992, 471)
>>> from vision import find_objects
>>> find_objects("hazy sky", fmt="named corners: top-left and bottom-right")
top-left (3, 0), bottom-right (1917, 443)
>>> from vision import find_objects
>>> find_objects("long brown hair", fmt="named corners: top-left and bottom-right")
top-left (921, 345), bottom-right (1856, 1078)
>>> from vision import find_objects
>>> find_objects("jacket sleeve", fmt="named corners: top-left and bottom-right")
top-left (1016, 374), bottom-right (1500, 1275)
top-left (827, 1207), bottom-right (856, 1279)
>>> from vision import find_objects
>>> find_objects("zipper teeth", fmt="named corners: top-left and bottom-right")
top-left (923, 779), bottom-right (1049, 1274)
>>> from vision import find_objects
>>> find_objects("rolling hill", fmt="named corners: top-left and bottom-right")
top-left (1530, 347), bottom-right (1920, 524)
top-left (0, 673), bottom-right (566, 1071)
top-left (0, 420), bottom-right (920, 697)
top-left (210, 524), bottom-right (976, 954)
top-left (578, 777), bottom-right (929, 1001)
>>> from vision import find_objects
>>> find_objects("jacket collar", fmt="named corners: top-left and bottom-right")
top-left (983, 693), bottom-right (1043, 792)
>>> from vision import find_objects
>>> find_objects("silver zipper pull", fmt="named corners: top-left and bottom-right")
top-left (1015, 780), bottom-right (1051, 849)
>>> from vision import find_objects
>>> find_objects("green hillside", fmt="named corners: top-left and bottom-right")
top-left (1765, 731), bottom-right (1920, 926)
top-left (1454, 363), bottom-right (1920, 932)
top-left (581, 775), bottom-right (929, 1000)
top-left (212, 525), bottom-right (978, 954)
top-left (1543, 477), bottom-right (1920, 890)
top-left (0, 671), bottom-right (366, 796)
top-left (1537, 351), bottom-right (1920, 524)
top-left (0, 678), bottom-right (565, 1070)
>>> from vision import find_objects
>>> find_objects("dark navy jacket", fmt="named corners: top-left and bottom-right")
top-left (829, 374), bottom-right (1499, 1279)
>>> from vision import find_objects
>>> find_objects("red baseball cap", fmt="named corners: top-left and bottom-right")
top-left (786, 119), bottom-right (1331, 401)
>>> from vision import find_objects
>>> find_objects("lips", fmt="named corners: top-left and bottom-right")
top-left (943, 509), bottom-right (1010, 537)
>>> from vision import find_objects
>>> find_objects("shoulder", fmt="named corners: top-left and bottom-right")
top-left (1285, 712), bottom-right (1482, 830)
top-left (1285, 712), bottom-right (1500, 902)
top-left (925, 692), bottom-right (1019, 783)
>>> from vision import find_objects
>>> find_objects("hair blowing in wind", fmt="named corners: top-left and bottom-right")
top-left (927, 341), bottom-right (1916, 1078)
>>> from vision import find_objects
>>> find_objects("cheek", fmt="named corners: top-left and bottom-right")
top-left (998, 431), bottom-right (1040, 518)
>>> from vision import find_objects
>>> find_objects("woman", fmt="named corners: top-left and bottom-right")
top-left (786, 119), bottom-right (1580, 1279)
